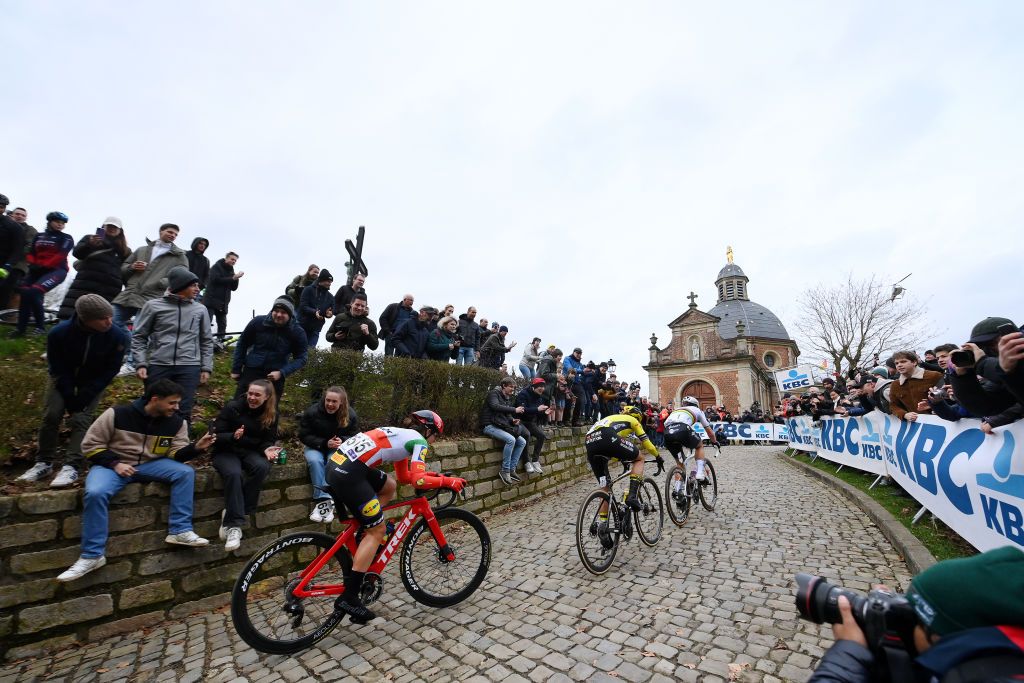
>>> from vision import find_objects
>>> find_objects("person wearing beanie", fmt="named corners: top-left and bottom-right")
top-left (809, 546), bottom-right (1024, 682)
top-left (298, 267), bottom-right (335, 347)
top-left (112, 223), bottom-right (188, 374)
top-left (130, 266), bottom-right (213, 425)
top-left (16, 293), bottom-right (129, 487)
top-left (56, 217), bottom-right (132, 321)
top-left (232, 297), bottom-right (308, 400)
top-left (479, 324), bottom-right (517, 369)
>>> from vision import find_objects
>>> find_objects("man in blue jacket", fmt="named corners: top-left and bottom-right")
top-left (562, 347), bottom-right (586, 426)
top-left (232, 298), bottom-right (308, 400)
top-left (393, 305), bottom-right (433, 359)
top-left (17, 294), bottom-right (128, 487)
top-left (298, 268), bottom-right (335, 347)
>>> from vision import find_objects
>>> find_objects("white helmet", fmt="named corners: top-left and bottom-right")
top-left (682, 395), bottom-right (699, 407)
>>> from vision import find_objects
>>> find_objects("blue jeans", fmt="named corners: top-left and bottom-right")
top-left (519, 364), bottom-right (535, 380)
top-left (81, 459), bottom-right (196, 558)
top-left (456, 346), bottom-right (476, 365)
top-left (145, 365), bottom-right (201, 423)
top-left (304, 448), bottom-right (331, 500)
top-left (483, 425), bottom-right (526, 472)
top-left (113, 304), bottom-right (140, 366)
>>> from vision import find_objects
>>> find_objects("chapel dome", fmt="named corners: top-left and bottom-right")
top-left (709, 253), bottom-right (791, 341)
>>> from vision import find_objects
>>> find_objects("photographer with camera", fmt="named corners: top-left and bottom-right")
top-left (804, 546), bottom-right (1024, 682)
top-left (949, 318), bottom-right (1023, 429)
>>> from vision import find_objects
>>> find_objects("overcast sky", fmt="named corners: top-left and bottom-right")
top-left (5, 2), bottom-right (1022, 394)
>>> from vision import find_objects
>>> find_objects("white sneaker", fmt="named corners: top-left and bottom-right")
top-left (117, 363), bottom-right (135, 377)
top-left (225, 527), bottom-right (243, 551)
top-left (310, 500), bottom-right (328, 523)
top-left (16, 462), bottom-right (52, 482)
top-left (49, 465), bottom-right (79, 488)
top-left (523, 462), bottom-right (535, 474)
top-left (166, 530), bottom-right (210, 547)
top-left (321, 500), bottom-right (335, 524)
top-left (57, 556), bottom-right (106, 582)
top-left (533, 462), bottom-right (544, 475)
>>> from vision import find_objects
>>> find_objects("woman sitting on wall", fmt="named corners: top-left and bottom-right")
top-left (299, 385), bottom-right (360, 523)
top-left (213, 379), bottom-right (280, 551)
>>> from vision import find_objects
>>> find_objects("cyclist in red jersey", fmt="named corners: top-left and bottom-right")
top-left (325, 409), bottom-right (466, 623)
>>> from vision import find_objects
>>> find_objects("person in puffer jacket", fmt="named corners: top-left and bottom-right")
top-left (232, 297), bottom-right (308, 400)
top-left (131, 267), bottom-right (213, 424)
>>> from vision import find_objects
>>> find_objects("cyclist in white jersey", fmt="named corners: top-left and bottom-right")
top-left (663, 395), bottom-right (718, 481)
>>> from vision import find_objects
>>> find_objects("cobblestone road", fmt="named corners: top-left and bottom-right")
top-left (0, 447), bottom-right (912, 683)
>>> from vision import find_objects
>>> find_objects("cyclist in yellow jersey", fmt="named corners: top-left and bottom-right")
top-left (585, 406), bottom-right (663, 512)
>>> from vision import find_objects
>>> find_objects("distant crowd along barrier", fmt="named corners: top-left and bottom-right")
top-left (786, 411), bottom-right (1024, 553)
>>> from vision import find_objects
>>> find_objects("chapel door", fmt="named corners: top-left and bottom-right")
top-left (681, 380), bottom-right (717, 410)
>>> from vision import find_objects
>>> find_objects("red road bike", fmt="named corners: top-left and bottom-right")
top-left (231, 486), bottom-right (490, 654)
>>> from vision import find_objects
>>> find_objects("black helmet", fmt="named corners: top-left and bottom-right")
top-left (409, 410), bottom-right (444, 436)
top-left (46, 211), bottom-right (69, 223)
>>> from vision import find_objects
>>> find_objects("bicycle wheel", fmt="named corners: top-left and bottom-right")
top-left (401, 507), bottom-right (491, 607)
top-left (634, 477), bottom-right (664, 546)
top-left (664, 465), bottom-right (691, 527)
top-left (699, 460), bottom-right (719, 511)
top-left (231, 532), bottom-right (348, 654)
top-left (576, 489), bottom-right (619, 575)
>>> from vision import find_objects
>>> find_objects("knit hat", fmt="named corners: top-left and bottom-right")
top-left (271, 298), bottom-right (296, 319)
top-left (871, 366), bottom-right (889, 379)
top-left (906, 546), bottom-right (1024, 636)
top-left (74, 293), bottom-right (113, 321)
top-left (499, 325), bottom-right (509, 333)
top-left (167, 266), bottom-right (199, 293)
top-left (317, 269), bottom-right (334, 283)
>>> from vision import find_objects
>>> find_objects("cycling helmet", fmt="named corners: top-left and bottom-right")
top-left (410, 409), bottom-right (444, 436)
top-left (620, 405), bottom-right (643, 421)
top-left (46, 211), bottom-right (69, 223)
top-left (682, 395), bottom-right (699, 407)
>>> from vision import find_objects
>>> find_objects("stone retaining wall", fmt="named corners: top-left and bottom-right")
top-left (0, 428), bottom-right (590, 661)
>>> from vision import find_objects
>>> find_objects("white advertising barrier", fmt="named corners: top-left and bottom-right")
top-left (873, 413), bottom-right (1024, 552)
top-left (692, 422), bottom-right (785, 442)
top-left (786, 415), bottom-right (818, 452)
top-left (774, 365), bottom-right (818, 394)
top-left (813, 415), bottom-right (887, 476)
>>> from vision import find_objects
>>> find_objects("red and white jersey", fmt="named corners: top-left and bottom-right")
top-left (331, 427), bottom-right (429, 470)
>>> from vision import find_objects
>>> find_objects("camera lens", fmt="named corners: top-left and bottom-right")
top-left (795, 573), bottom-right (865, 624)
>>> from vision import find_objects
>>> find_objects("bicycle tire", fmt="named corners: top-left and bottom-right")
top-left (575, 489), bottom-right (620, 575)
top-left (664, 465), bottom-right (691, 527)
top-left (231, 532), bottom-right (348, 655)
top-left (634, 477), bottom-right (664, 546)
top-left (699, 460), bottom-right (719, 511)
top-left (401, 507), bottom-right (491, 607)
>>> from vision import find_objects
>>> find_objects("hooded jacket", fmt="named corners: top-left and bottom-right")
top-left (57, 234), bottom-right (129, 319)
top-left (393, 316), bottom-right (431, 358)
top-left (113, 239), bottom-right (188, 309)
top-left (232, 300), bottom-right (308, 376)
top-left (131, 293), bottom-right (214, 371)
top-left (298, 402), bottom-right (360, 452)
top-left (299, 283), bottom-right (334, 330)
top-left (0, 214), bottom-right (23, 268)
top-left (203, 258), bottom-right (239, 310)
top-left (185, 238), bottom-right (210, 289)
top-left (515, 386), bottom-right (548, 421)
top-left (47, 315), bottom-right (129, 411)
top-left (81, 398), bottom-right (199, 469)
top-left (480, 386), bottom-right (519, 431)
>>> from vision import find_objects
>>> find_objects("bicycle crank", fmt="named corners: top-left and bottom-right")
top-left (359, 572), bottom-right (383, 606)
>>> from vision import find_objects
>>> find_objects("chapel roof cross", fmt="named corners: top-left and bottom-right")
top-left (687, 291), bottom-right (698, 309)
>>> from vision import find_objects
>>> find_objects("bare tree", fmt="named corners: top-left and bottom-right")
top-left (795, 273), bottom-right (931, 376)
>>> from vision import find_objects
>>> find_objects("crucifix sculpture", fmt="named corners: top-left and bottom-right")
top-left (687, 291), bottom-right (698, 309)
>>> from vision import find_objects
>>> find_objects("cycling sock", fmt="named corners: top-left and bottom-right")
top-left (695, 460), bottom-right (705, 478)
top-left (673, 478), bottom-right (683, 493)
top-left (624, 475), bottom-right (642, 506)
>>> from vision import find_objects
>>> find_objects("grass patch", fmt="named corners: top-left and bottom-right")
top-left (791, 451), bottom-right (975, 561)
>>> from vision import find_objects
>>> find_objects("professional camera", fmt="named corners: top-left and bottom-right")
top-left (796, 573), bottom-right (918, 679)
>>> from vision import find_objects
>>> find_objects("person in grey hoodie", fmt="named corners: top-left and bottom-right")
top-left (131, 267), bottom-right (214, 424)
top-left (112, 223), bottom-right (188, 371)
top-left (519, 337), bottom-right (542, 380)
